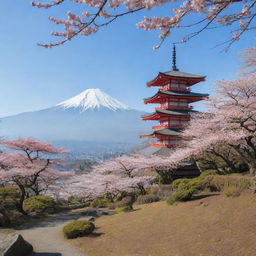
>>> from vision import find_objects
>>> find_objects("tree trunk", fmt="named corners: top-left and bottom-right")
top-left (16, 185), bottom-right (28, 215)
top-left (138, 184), bottom-right (146, 195)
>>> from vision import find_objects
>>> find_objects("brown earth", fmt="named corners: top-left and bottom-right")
top-left (73, 192), bottom-right (256, 256)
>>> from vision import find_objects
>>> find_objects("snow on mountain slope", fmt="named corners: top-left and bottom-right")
top-left (56, 88), bottom-right (130, 111)
top-left (1, 88), bottom-right (151, 153)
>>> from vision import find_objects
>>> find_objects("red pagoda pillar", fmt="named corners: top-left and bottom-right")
top-left (141, 45), bottom-right (209, 149)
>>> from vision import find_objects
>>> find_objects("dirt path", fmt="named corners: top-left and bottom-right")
top-left (2, 211), bottom-right (87, 256)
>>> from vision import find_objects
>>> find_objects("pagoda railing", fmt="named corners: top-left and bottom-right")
top-left (152, 124), bottom-right (184, 130)
top-left (152, 124), bottom-right (169, 130)
top-left (150, 142), bottom-right (178, 148)
top-left (155, 105), bottom-right (193, 110)
top-left (160, 86), bottom-right (191, 93)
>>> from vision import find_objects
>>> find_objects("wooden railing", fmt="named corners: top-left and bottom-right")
top-left (152, 124), bottom-right (169, 130)
top-left (155, 105), bottom-right (193, 110)
top-left (152, 124), bottom-right (184, 130)
top-left (150, 143), bottom-right (179, 148)
top-left (160, 86), bottom-right (190, 92)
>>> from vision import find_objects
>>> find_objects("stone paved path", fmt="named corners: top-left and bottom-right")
top-left (1, 211), bottom-right (86, 256)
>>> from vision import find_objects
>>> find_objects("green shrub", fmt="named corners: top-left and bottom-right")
top-left (63, 220), bottom-right (95, 239)
top-left (166, 171), bottom-right (221, 206)
top-left (173, 178), bottom-right (204, 191)
top-left (199, 170), bottom-right (218, 178)
top-left (166, 188), bottom-right (196, 205)
top-left (172, 178), bottom-right (190, 189)
top-left (135, 194), bottom-right (160, 205)
top-left (0, 186), bottom-right (20, 202)
top-left (224, 186), bottom-right (241, 197)
top-left (115, 206), bottom-right (133, 213)
top-left (23, 195), bottom-right (57, 214)
top-left (90, 198), bottom-right (108, 208)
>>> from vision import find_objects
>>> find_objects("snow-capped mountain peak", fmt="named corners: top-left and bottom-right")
top-left (56, 88), bottom-right (130, 111)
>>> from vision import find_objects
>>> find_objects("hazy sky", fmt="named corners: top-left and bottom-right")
top-left (0, 1), bottom-right (254, 117)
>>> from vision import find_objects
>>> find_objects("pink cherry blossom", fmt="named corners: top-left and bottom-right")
top-left (0, 138), bottom-right (72, 215)
top-left (29, 0), bottom-right (254, 47)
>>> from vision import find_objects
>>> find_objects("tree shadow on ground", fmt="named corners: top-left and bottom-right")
top-left (33, 253), bottom-right (62, 256)
top-left (90, 232), bottom-right (105, 237)
top-left (190, 193), bottom-right (220, 201)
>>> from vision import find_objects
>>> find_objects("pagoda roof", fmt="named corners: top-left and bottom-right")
top-left (142, 109), bottom-right (197, 120)
top-left (140, 128), bottom-right (182, 138)
top-left (144, 90), bottom-right (209, 104)
top-left (162, 70), bottom-right (205, 79)
top-left (147, 70), bottom-right (206, 87)
top-left (155, 128), bottom-right (182, 136)
top-left (157, 109), bottom-right (197, 116)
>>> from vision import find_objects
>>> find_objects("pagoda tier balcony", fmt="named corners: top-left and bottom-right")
top-left (152, 124), bottom-right (184, 130)
top-left (150, 142), bottom-right (179, 148)
top-left (144, 91), bottom-right (209, 104)
top-left (160, 86), bottom-right (191, 93)
top-left (155, 104), bottom-right (193, 111)
top-left (152, 124), bottom-right (169, 130)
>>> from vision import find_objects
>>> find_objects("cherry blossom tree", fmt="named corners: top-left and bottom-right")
top-left (0, 138), bottom-right (72, 215)
top-left (30, 0), bottom-right (256, 48)
top-left (168, 71), bottom-right (256, 175)
top-left (62, 154), bottom-right (177, 201)
top-left (93, 155), bottom-right (159, 195)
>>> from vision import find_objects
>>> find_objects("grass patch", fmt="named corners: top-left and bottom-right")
top-left (135, 194), bottom-right (160, 205)
top-left (204, 175), bottom-right (254, 192)
top-left (115, 206), bottom-right (133, 213)
top-left (224, 186), bottom-right (241, 197)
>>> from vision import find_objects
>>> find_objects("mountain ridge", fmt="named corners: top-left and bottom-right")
top-left (56, 88), bottom-right (131, 111)
top-left (1, 88), bottom-right (151, 153)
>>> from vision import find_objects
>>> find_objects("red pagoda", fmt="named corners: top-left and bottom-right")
top-left (141, 45), bottom-right (208, 148)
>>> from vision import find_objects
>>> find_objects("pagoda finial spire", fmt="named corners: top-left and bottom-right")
top-left (172, 43), bottom-right (179, 71)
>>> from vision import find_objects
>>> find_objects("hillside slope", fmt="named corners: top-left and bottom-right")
top-left (74, 192), bottom-right (256, 256)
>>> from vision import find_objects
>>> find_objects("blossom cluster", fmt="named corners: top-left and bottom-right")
top-left (166, 71), bottom-right (256, 174)
top-left (30, 0), bottom-right (253, 47)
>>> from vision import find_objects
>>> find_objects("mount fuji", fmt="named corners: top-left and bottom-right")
top-left (0, 89), bottom-right (151, 153)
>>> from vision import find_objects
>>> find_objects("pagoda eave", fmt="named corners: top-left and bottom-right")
top-left (147, 72), bottom-right (206, 87)
top-left (141, 110), bottom-right (194, 121)
top-left (144, 96), bottom-right (207, 104)
top-left (144, 91), bottom-right (209, 104)
top-left (140, 128), bottom-right (182, 138)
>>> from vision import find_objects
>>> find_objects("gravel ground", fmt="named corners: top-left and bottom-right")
top-left (0, 211), bottom-right (87, 256)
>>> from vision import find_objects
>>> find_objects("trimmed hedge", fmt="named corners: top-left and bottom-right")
top-left (63, 220), bottom-right (95, 239)
top-left (23, 195), bottom-right (57, 214)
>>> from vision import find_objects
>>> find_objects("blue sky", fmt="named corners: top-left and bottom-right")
top-left (0, 1), bottom-right (254, 117)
